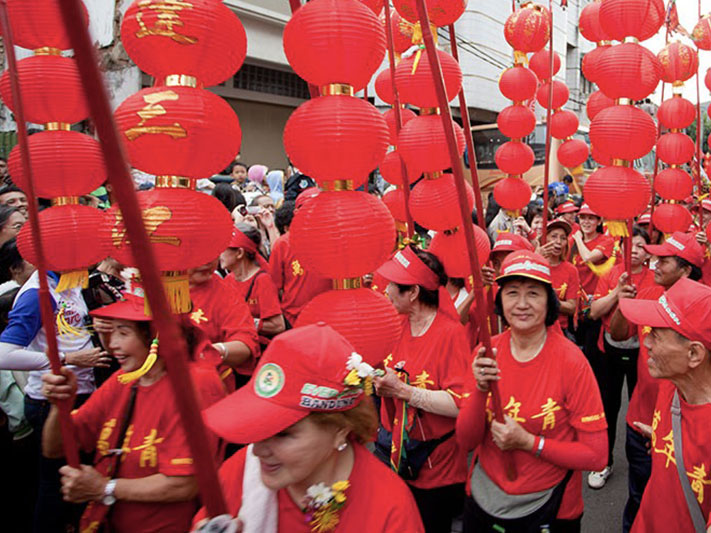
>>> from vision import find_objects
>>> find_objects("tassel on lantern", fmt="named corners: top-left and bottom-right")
top-left (118, 337), bottom-right (158, 385)
top-left (604, 220), bottom-right (629, 238)
top-left (161, 271), bottom-right (191, 315)
top-left (586, 255), bottom-right (617, 277)
top-left (56, 269), bottom-right (89, 293)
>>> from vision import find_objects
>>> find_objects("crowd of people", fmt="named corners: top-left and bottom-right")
top-left (0, 163), bottom-right (710, 533)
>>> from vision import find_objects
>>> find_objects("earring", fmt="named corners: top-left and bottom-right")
top-left (337, 442), bottom-right (347, 452)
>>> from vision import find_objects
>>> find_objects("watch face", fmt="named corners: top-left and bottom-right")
top-left (102, 494), bottom-right (116, 506)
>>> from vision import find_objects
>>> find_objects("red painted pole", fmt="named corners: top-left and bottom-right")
top-left (540, 0), bottom-right (554, 244)
top-left (0, 0), bottom-right (80, 468)
top-left (414, 0), bottom-right (515, 480)
top-left (383, 0), bottom-right (416, 238)
top-left (57, 0), bottom-right (227, 517)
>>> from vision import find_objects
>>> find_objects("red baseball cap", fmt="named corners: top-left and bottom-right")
top-left (637, 212), bottom-right (651, 225)
top-left (203, 323), bottom-right (373, 443)
top-left (228, 228), bottom-right (258, 253)
top-left (492, 233), bottom-right (534, 253)
top-left (90, 293), bottom-right (151, 322)
top-left (555, 201), bottom-right (578, 215)
top-left (643, 231), bottom-right (705, 268)
top-left (700, 199), bottom-right (711, 213)
top-left (376, 245), bottom-right (439, 290)
top-left (496, 250), bottom-right (552, 285)
top-left (547, 218), bottom-right (572, 236)
top-left (620, 277), bottom-right (711, 349)
top-left (577, 203), bottom-right (599, 217)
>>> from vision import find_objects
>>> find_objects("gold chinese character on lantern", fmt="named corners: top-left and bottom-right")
top-left (124, 90), bottom-right (188, 142)
top-left (112, 207), bottom-right (181, 249)
top-left (135, 0), bottom-right (198, 45)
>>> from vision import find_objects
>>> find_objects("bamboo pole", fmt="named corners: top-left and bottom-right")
top-left (540, 0), bottom-right (554, 244)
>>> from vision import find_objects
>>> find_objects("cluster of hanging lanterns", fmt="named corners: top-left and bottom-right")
top-left (110, 0), bottom-right (241, 312)
top-left (1, 0), bottom-right (110, 292)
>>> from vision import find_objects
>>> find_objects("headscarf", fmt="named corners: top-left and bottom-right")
top-left (266, 170), bottom-right (284, 204)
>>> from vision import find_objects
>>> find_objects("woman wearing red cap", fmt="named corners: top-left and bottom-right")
top-left (373, 245), bottom-right (471, 533)
top-left (458, 250), bottom-right (607, 532)
top-left (40, 295), bottom-right (224, 533)
top-left (193, 324), bottom-right (425, 532)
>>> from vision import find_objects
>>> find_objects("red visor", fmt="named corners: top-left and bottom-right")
top-left (90, 294), bottom-right (151, 321)
top-left (376, 246), bottom-right (439, 290)
top-left (228, 229), bottom-right (258, 254)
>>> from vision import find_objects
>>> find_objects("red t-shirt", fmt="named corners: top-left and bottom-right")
top-left (225, 271), bottom-right (282, 321)
top-left (380, 312), bottom-right (470, 489)
top-left (571, 233), bottom-right (616, 301)
top-left (625, 285), bottom-right (665, 431)
top-left (471, 329), bottom-right (607, 519)
top-left (72, 368), bottom-right (220, 533)
top-left (631, 381), bottom-right (711, 532)
top-left (193, 443), bottom-right (425, 532)
top-left (701, 255), bottom-right (711, 287)
top-left (268, 232), bottom-right (332, 324)
top-left (550, 261), bottom-right (580, 330)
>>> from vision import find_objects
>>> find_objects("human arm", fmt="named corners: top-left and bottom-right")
top-left (559, 298), bottom-right (577, 317)
top-left (258, 314), bottom-right (285, 336)
top-left (456, 290), bottom-right (476, 325)
top-left (589, 272), bottom-right (627, 321)
top-left (214, 341), bottom-right (252, 368)
top-left (455, 346), bottom-right (499, 451)
top-left (257, 209), bottom-right (281, 246)
top-left (0, 343), bottom-right (109, 371)
top-left (41, 367), bottom-right (78, 459)
top-left (571, 231), bottom-right (605, 264)
top-left (374, 367), bottom-right (459, 418)
top-left (608, 281), bottom-right (639, 341)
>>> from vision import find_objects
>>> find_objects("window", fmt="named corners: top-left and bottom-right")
top-left (233, 64), bottom-right (310, 99)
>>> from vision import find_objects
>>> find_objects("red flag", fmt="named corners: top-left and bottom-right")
top-left (666, 1), bottom-right (690, 37)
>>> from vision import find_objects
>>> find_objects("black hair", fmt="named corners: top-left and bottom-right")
top-left (0, 205), bottom-right (19, 229)
top-left (494, 276), bottom-right (560, 328)
top-left (0, 184), bottom-right (23, 197)
top-left (524, 203), bottom-right (543, 226)
top-left (136, 320), bottom-right (202, 362)
top-left (275, 200), bottom-right (295, 235)
top-left (673, 256), bottom-right (703, 281)
top-left (0, 238), bottom-right (23, 283)
top-left (632, 225), bottom-right (651, 245)
top-left (234, 222), bottom-right (261, 262)
top-left (449, 277), bottom-right (465, 290)
top-left (394, 245), bottom-right (447, 308)
top-left (232, 161), bottom-right (248, 172)
top-left (212, 183), bottom-right (240, 213)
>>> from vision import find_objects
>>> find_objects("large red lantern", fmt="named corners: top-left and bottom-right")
top-left (529, 49), bottom-right (561, 80)
top-left (595, 43), bottom-right (661, 100)
top-left (284, 95), bottom-right (389, 189)
top-left (654, 203), bottom-right (693, 234)
top-left (398, 115), bottom-right (465, 174)
top-left (283, 0), bottom-right (385, 90)
top-left (359, 0), bottom-right (384, 14)
top-left (589, 105), bottom-right (657, 161)
top-left (550, 110), bottom-right (579, 140)
top-left (409, 174), bottom-right (474, 231)
top-left (121, 0), bottom-right (246, 87)
top-left (579, 1), bottom-right (610, 43)
top-left (658, 96), bottom-right (696, 129)
top-left (599, 0), bottom-right (665, 42)
top-left (536, 81), bottom-right (569, 109)
top-left (297, 288), bottom-right (402, 366)
top-left (692, 14), bottom-right (711, 51)
top-left (7, 0), bottom-right (89, 51)
top-left (499, 66), bottom-right (538, 102)
top-left (0, 55), bottom-right (88, 125)
top-left (497, 105), bottom-right (536, 139)
top-left (493, 176), bottom-right (533, 211)
top-left (656, 133), bottom-right (696, 166)
top-left (8, 131), bottom-right (106, 198)
top-left (558, 139), bottom-right (589, 169)
top-left (429, 224), bottom-right (491, 278)
top-left (654, 168), bottom-right (694, 201)
top-left (379, 150), bottom-right (407, 186)
top-left (657, 42), bottom-right (699, 84)
top-left (504, 3), bottom-right (551, 53)
top-left (388, 10), bottom-right (415, 54)
top-left (382, 188), bottom-right (407, 222)
top-left (495, 141), bottom-right (535, 176)
top-left (586, 90), bottom-right (615, 121)
top-left (581, 44), bottom-right (610, 84)
top-left (584, 166), bottom-right (651, 222)
top-left (115, 85), bottom-right (241, 179)
top-left (375, 68), bottom-right (395, 105)
top-left (392, 0), bottom-right (467, 27)
top-left (384, 107), bottom-right (417, 145)
top-left (291, 191), bottom-right (396, 278)
top-left (395, 49), bottom-right (462, 108)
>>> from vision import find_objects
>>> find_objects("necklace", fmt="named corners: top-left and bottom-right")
top-left (510, 331), bottom-right (547, 362)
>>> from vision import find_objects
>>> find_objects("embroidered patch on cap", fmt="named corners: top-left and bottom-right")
top-left (666, 237), bottom-right (685, 251)
top-left (394, 251), bottom-right (410, 268)
top-left (658, 295), bottom-right (681, 326)
top-left (494, 239), bottom-right (513, 249)
top-left (254, 363), bottom-right (285, 398)
top-left (503, 259), bottom-right (551, 277)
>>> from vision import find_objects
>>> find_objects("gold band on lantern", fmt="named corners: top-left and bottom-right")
top-left (419, 107), bottom-right (440, 116)
top-left (670, 128), bottom-right (680, 133)
top-left (333, 278), bottom-right (362, 290)
top-left (320, 84), bottom-right (354, 97)
top-left (45, 122), bottom-right (71, 131)
top-left (51, 196), bottom-right (80, 206)
top-left (325, 180), bottom-right (353, 191)
top-left (623, 36), bottom-right (640, 44)
top-left (163, 75), bottom-right (199, 88)
top-left (598, 40), bottom-right (612, 47)
top-left (424, 171), bottom-right (443, 180)
top-left (155, 176), bottom-right (196, 190)
top-left (612, 159), bottom-right (631, 167)
top-left (615, 98), bottom-right (632, 106)
top-left (672, 83), bottom-right (684, 96)
top-left (34, 47), bottom-right (62, 56)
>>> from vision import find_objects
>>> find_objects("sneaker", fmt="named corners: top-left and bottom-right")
top-left (587, 466), bottom-right (612, 489)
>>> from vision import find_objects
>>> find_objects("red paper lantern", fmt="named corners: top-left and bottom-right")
top-left (7, 0), bottom-right (88, 50)
top-left (493, 176), bottom-right (533, 211)
top-left (579, 1), bottom-right (610, 43)
top-left (398, 115), bottom-right (466, 174)
top-left (409, 174), bottom-right (474, 230)
top-left (291, 191), bottom-right (396, 278)
top-left (497, 105), bottom-right (536, 139)
top-left (380, 150), bottom-right (408, 186)
top-left (382, 188), bottom-right (407, 222)
top-left (115, 85), bottom-right (241, 179)
top-left (591, 144), bottom-right (613, 166)
top-left (599, 0), bottom-right (665, 42)
top-left (657, 42), bottom-right (699, 84)
top-left (359, 0), bottom-right (384, 14)
top-left (659, 96), bottom-right (696, 130)
top-left (392, 0), bottom-right (468, 27)
top-left (584, 166), bottom-right (651, 221)
top-left (8, 131), bottom-right (106, 198)
top-left (375, 68), bottom-right (395, 104)
top-left (108, 188), bottom-right (233, 270)
top-left (388, 10), bottom-right (415, 54)
top-left (495, 141), bottom-right (535, 175)
top-left (596, 43), bottom-right (661, 100)
top-left (0, 55), bottom-right (87, 125)
top-left (529, 49), bottom-right (561, 80)
top-left (654, 168), bottom-right (693, 201)
top-left (581, 44), bottom-right (610, 84)
top-left (656, 133), bottom-right (695, 166)
top-left (654, 203), bottom-right (693, 234)
top-left (395, 49), bottom-right (462, 108)
top-left (589, 105), bottom-right (657, 161)
top-left (296, 288), bottom-right (402, 366)
top-left (429, 224), bottom-right (491, 277)
top-left (121, 0), bottom-right (246, 87)
top-left (17, 204), bottom-right (109, 290)
top-left (692, 15), bottom-right (711, 51)
top-left (536, 81), bottom-right (569, 110)
top-left (706, 67), bottom-right (711, 92)
top-left (557, 139), bottom-right (589, 169)
top-left (499, 66), bottom-right (538, 102)
top-left (384, 107), bottom-right (417, 145)
top-left (586, 90), bottom-right (615, 121)
top-left (284, 95), bottom-right (388, 189)
top-left (550, 110), bottom-right (579, 140)
top-left (284, 0), bottom-right (385, 90)
top-left (504, 3), bottom-right (551, 53)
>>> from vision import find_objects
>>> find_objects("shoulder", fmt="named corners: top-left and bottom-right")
top-left (545, 329), bottom-right (588, 370)
top-left (351, 444), bottom-right (415, 501)
top-left (637, 285), bottom-right (664, 300)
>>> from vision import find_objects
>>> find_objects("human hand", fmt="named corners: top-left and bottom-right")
top-left (374, 367), bottom-right (410, 401)
top-left (65, 347), bottom-right (111, 368)
top-left (481, 265), bottom-right (496, 287)
top-left (633, 421), bottom-right (653, 440)
top-left (490, 415), bottom-right (535, 452)
top-left (537, 240), bottom-right (557, 259)
top-left (59, 465), bottom-right (107, 503)
top-left (41, 367), bottom-right (77, 403)
top-left (696, 231), bottom-right (708, 246)
top-left (92, 317), bottom-right (114, 335)
top-left (193, 515), bottom-right (243, 533)
top-left (617, 277), bottom-right (637, 300)
top-left (472, 347), bottom-right (500, 392)
top-left (572, 230), bottom-right (583, 241)
top-left (257, 207), bottom-right (275, 229)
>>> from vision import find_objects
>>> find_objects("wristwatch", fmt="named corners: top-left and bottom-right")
top-left (102, 479), bottom-right (117, 506)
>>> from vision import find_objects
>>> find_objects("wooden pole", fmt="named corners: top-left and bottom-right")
top-left (540, 0), bottom-right (554, 244)
top-left (0, 0), bottom-right (80, 468)
top-left (57, 0), bottom-right (227, 517)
